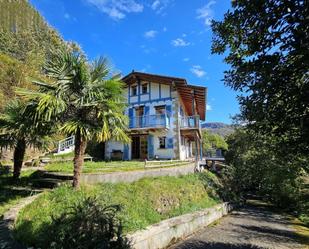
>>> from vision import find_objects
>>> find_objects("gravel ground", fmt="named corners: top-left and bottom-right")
top-left (169, 202), bottom-right (307, 249)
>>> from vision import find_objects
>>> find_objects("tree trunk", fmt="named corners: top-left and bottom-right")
top-left (13, 138), bottom-right (26, 179)
top-left (72, 130), bottom-right (87, 189)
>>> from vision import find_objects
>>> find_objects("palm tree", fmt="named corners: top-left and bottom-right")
top-left (0, 100), bottom-right (52, 178)
top-left (21, 49), bottom-right (130, 188)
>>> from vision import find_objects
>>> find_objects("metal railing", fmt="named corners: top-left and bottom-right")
top-left (129, 114), bottom-right (170, 129)
top-left (205, 149), bottom-right (225, 159)
top-left (180, 115), bottom-right (200, 129)
top-left (57, 136), bottom-right (75, 153)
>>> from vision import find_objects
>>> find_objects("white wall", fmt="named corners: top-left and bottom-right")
top-left (105, 141), bottom-right (125, 159)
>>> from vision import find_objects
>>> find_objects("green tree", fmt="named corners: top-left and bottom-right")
top-left (202, 130), bottom-right (228, 155)
top-left (211, 0), bottom-right (309, 167)
top-left (22, 49), bottom-right (130, 188)
top-left (225, 128), bottom-right (303, 207)
top-left (0, 100), bottom-right (52, 178)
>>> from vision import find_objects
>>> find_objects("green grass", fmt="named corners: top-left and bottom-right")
top-left (46, 151), bottom-right (74, 159)
top-left (45, 161), bottom-right (146, 173)
top-left (15, 172), bottom-right (221, 247)
top-left (0, 170), bottom-right (40, 218)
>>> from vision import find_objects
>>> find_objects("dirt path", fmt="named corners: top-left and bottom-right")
top-left (169, 202), bottom-right (308, 249)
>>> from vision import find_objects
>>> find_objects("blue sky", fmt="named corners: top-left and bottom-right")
top-left (30, 0), bottom-right (239, 124)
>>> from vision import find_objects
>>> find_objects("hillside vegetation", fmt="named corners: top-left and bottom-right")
top-left (202, 122), bottom-right (235, 137)
top-left (0, 0), bottom-right (64, 61)
top-left (0, 0), bottom-right (65, 111)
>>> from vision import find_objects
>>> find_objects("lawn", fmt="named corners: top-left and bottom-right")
top-left (0, 170), bottom-right (40, 218)
top-left (44, 160), bottom-right (146, 173)
top-left (15, 172), bottom-right (223, 248)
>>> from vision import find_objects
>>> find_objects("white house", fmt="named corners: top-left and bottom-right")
top-left (105, 71), bottom-right (207, 161)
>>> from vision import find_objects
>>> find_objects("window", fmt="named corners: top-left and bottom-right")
top-left (142, 84), bottom-right (148, 94)
top-left (131, 85), bottom-right (137, 96)
top-left (155, 105), bottom-right (166, 115)
top-left (159, 137), bottom-right (166, 149)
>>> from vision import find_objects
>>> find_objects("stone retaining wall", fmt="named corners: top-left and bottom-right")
top-left (80, 163), bottom-right (195, 184)
top-left (127, 202), bottom-right (234, 249)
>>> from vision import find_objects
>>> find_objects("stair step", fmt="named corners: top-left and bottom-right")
top-left (32, 178), bottom-right (71, 189)
top-left (41, 172), bottom-right (73, 180)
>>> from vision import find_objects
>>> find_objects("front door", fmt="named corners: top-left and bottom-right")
top-left (131, 136), bottom-right (140, 159)
top-left (131, 136), bottom-right (148, 159)
top-left (140, 136), bottom-right (148, 159)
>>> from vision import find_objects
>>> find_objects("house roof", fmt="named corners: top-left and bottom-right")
top-left (122, 71), bottom-right (207, 121)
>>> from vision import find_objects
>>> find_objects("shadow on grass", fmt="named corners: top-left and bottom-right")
top-left (0, 171), bottom-right (42, 217)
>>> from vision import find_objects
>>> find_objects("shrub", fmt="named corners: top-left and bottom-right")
top-left (40, 196), bottom-right (131, 249)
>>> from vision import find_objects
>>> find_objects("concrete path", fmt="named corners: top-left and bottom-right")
top-left (0, 194), bottom-right (41, 249)
top-left (169, 202), bottom-right (308, 249)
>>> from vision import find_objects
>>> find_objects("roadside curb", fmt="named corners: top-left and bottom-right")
top-left (127, 202), bottom-right (235, 249)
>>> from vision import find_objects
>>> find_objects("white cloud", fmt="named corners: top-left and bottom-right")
top-left (183, 58), bottom-right (190, 62)
top-left (190, 65), bottom-right (206, 78)
top-left (144, 30), bottom-right (158, 38)
top-left (163, 26), bottom-right (167, 32)
top-left (151, 0), bottom-right (160, 10)
top-left (197, 0), bottom-right (216, 27)
top-left (206, 104), bottom-right (212, 111)
top-left (151, 0), bottom-right (172, 14)
top-left (171, 38), bottom-right (190, 47)
top-left (64, 13), bottom-right (70, 19)
top-left (86, 0), bottom-right (143, 20)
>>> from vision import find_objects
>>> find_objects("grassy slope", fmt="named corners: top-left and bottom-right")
top-left (15, 172), bottom-right (221, 247)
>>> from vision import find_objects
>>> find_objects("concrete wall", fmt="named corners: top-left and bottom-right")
top-left (80, 163), bottom-right (195, 184)
top-left (127, 202), bottom-right (234, 249)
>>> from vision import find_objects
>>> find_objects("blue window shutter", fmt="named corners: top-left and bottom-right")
top-left (144, 106), bottom-right (149, 116)
top-left (128, 108), bottom-right (133, 128)
top-left (166, 105), bottom-right (172, 116)
top-left (123, 144), bottom-right (129, 160)
top-left (167, 138), bottom-right (173, 149)
top-left (147, 134), bottom-right (154, 159)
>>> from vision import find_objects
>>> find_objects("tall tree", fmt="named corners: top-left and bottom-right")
top-left (0, 100), bottom-right (52, 178)
top-left (211, 0), bottom-right (309, 168)
top-left (21, 49), bottom-right (130, 188)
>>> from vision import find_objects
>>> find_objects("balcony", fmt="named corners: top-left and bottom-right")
top-left (129, 114), bottom-right (170, 130)
top-left (180, 115), bottom-right (200, 129)
top-left (180, 115), bottom-right (201, 137)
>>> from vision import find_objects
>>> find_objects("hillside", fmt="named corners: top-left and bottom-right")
top-left (0, 0), bottom-right (65, 110)
top-left (202, 122), bottom-right (234, 137)
top-left (0, 0), bottom-right (64, 61)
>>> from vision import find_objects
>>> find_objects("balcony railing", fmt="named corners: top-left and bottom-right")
top-left (180, 115), bottom-right (200, 129)
top-left (129, 114), bottom-right (170, 129)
